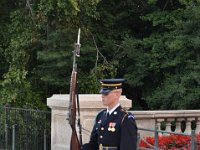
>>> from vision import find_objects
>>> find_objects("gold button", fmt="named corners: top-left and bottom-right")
top-left (101, 127), bottom-right (104, 130)
top-left (100, 135), bottom-right (103, 139)
top-left (99, 144), bottom-right (103, 150)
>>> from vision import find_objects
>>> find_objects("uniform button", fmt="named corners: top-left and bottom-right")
top-left (101, 127), bottom-right (104, 130)
top-left (99, 144), bottom-right (103, 149)
top-left (100, 135), bottom-right (103, 139)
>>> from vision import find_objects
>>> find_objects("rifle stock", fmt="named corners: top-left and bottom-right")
top-left (68, 29), bottom-right (81, 150)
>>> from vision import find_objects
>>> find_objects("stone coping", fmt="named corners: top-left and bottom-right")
top-left (47, 94), bottom-right (132, 110)
top-left (131, 110), bottom-right (200, 119)
top-left (47, 94), bottom-right (200, 118)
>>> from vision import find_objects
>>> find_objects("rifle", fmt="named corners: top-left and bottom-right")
top-left (68, 28), bottom-right (81, 150)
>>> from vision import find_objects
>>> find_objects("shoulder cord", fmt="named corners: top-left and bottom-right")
top-left (121, 113), bottom-right (128, 126)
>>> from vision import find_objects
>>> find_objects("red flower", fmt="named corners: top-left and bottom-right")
top-left (139, 134), bottom-right (200, 149)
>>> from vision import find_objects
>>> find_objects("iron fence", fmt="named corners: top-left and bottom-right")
top-left (0, 106), bottom-right (51, 150)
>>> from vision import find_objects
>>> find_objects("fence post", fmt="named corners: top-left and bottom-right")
top-left (5, 123), bottom-right (9, 150)
top-left (154, 126), bottom-right (158, 150)
top-left (5, 107), bottom-right (9, 150)
top-left (137, 133), bottom-right (140, 150)
top-left (191, 130), bottom-right (196, 150)
top-left (12, 124), bottom-right (16, 150)
top-left (44, 129), bottom-right (47, 150)
top-left (26, 110), bottom-right (28, 150)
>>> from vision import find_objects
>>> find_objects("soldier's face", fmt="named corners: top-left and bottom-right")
top-left (101, 90), bottom-right (119, 107)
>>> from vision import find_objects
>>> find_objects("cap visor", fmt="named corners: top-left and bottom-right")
top-left (99, 88), bottom-right (111, 94)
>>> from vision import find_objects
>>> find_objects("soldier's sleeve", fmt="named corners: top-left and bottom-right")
top-left (81, 123), bottom-right (98, 150)
top-left (81, 125), bottom-right (98, 150)
top-left (120, 113), bottom-right (137, 150)
top-left (81, 110), bottom-right (104, 150)
top-left (81, 124), bottom-right (98, 150)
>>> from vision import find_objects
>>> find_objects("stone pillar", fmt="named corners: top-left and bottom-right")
top-left (47, 94), bottom-right (71, 150)
top-left (195, 117), bottom-right (200, 134)
top-left (175, 118), bottom-right (184, 133)
top-left (164, 118), bottom-right (174, 136)
top-left (47, 94), bottom-right (132, 150)
top-left (156, 119), bottom-right (164, 136)
top-left (184, 118), bottom-right (195, 134)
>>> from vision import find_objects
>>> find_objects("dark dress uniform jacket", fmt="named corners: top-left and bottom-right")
top-left (82, 105), bottom-right (137, 150)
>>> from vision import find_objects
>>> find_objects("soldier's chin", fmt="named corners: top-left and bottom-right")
top-left (102, 101), bottom-right (108, 106)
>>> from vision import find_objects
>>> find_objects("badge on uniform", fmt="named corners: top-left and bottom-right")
top-left (108, 122), bottom-right (116, 132)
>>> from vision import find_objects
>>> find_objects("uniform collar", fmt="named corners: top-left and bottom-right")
top-left (107, 103), bottom-right (120, 115)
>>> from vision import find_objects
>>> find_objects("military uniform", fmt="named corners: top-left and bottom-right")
top-left (82, 105), bottom-right (137, 150)
top-left (82, 79), bottom-right (137, 150)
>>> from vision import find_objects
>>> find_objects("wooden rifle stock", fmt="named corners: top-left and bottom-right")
top-left (69, 71), bottom-right (81, 150)
top-left (68, 28), bottom-right (81, 150)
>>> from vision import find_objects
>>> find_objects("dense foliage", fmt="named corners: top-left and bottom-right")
top-left (119, 0), bottom-right (200, 109)
top-left (0, 0), bottom-right (199, 109)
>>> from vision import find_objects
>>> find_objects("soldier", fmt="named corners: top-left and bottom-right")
top-left (82, 79), bottom-right (137, 150)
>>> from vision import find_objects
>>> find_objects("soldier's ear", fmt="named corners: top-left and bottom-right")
top-left (116, 89), bottom-right (122, 95)
top-left (115, 91), bottom-right (121, 97)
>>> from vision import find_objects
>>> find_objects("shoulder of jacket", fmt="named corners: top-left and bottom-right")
top-left (95, 109), bottom-right (106, 120)
top-left (119, 108), bottom-right (130, 116)
top-left (120, 109), bottom-right (135, 125)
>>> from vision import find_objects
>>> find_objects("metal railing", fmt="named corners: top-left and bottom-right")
top-left (138, 127), bottom-right (198, 150)
top-left (0, 106), bottom-right (51, 150)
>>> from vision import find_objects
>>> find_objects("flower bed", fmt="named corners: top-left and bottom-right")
top-left (139, 134), bottom-right (200, 150)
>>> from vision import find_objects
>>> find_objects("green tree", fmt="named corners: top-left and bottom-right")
top-left (119, 0), bottom-right (200, 110)
top-left (1, 0), bottom-right (199, 111)
top-left (0, 0), bottom-right (101, 107)
top-left (0, 7), bottom-right (40, 106)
